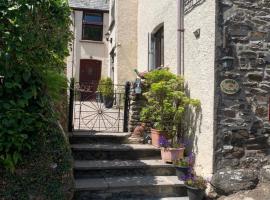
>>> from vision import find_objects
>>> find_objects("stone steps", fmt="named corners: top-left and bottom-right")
top-left (74, 160), bottom-right (175, 178)
top-left (71, 144), bottom-right (161, 160)
top-left (70, 131), bottom-right (188, 199)
top-left (70, 132), bottom-right (131, 144)
top-left (74, 176), bottom-right (187, 200)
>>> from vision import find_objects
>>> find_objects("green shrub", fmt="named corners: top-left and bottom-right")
top-left (0, 0), bottom-right (72, 171)
top-left (141, 69), bottom-right (200, 144)
top-left (98, 77), bottom-right (114, 97)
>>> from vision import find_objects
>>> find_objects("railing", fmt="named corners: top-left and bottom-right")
top-left (184, 0), bottom-right (205, 14)
top-left (68, 80), bottom-right (130, 133)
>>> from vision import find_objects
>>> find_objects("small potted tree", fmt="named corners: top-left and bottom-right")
top-left (183, 174), bottom-right (207, 200)
top-left (140, 69), bottom-right (200, 162)
top-left (98, 77), bottom-right (114, 108)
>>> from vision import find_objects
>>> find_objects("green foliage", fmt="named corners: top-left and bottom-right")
top-left (174, 158), bottom-right (189, 167)
top-left (144, 69), bottom-right (177, 85)
top-left (44, 70), bottom-right (68, 103)
top-left (0, 122), bottom-right (73, 200)
top-left (185, 175), bottom-right (207, 190)
top-left (0, 0), bottom-right (72, 171)
top-left (141, 69), bottom-right (200, 143)
top-left (98, 77), bottom-right (114, 97)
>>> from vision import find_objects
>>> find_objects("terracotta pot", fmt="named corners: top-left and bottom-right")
top-left (161, 147), bottom-right (185, 163)
top-left (151, 129), bottom-right (167, 147)
top-left (185, 185), bottom-right (205, 200)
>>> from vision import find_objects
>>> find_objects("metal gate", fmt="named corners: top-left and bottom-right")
top-left (68, 80), bottom-right (130, 133)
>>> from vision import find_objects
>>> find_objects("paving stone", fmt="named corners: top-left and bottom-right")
top-left (70, 132), bottom-right (131, 144)
top-left (105, 176), bottom-right (183, 188)
top-left (75, 178), bottom-right (108, 191)
top-left (71, 144), bottom-right (159, 151)
top-left (74, 160), bottom-right (173, 170)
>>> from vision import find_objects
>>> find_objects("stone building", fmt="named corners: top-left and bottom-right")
top-left (67, 0), bottom-right (110, 84)
top-left (110, 0), bottom-right (270, 195)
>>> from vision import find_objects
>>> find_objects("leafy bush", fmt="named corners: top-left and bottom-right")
top-left (140, 69), bottom-right (200, 145)
top-left (0, 122), bottom-right (73, 200)
top-left (98, 77), bottom-right (114, 97)
top-left (0, 0), bottom-right (72, 171)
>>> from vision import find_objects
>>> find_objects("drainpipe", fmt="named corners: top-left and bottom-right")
top-left (177, 0), bottom-right (185, 75)
top-left (71, 10), bottom-right (76, 79)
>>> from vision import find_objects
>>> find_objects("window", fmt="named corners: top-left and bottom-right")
top-left (149, 26), bottom-right (164, 70)
top-left (82, 12), bottom-right (103, 41)
top-left (153, 27), bottom-right (164, 69)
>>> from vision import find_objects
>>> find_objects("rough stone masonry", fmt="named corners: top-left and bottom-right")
top-left (213, 0), bottom-right (270, 195)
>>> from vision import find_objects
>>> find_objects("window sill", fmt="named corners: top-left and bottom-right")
top-left (80, 40), bottom-right (104, 44)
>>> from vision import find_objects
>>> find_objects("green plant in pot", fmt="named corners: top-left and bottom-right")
top-left (174, 158), bottom-right (190, 179)
top-left (140, 69), bottom-right (200, 162)
top-left (174, 153), bottom-right (195, 180)
top-left (98, 77), bottom-right (114, 108)
top-left (183, 174), bottom-right (207, 200)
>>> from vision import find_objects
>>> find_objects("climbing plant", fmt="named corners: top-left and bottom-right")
top-left (0, 0), bottom-right (72, 170)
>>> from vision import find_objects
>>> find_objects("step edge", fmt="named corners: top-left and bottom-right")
top-left (75, 176), bottom-right (185, 191)
top-left (73, 160), bottom-right (174, 170)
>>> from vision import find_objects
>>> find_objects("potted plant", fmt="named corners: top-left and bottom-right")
top-left (159, 135), bottom-right (185, 163)
top-left (140, 69), bottom-right (200, 153)
top-left (183, 174), bottom-right (207, 200)
top-left (174, 158), bottom-right (190, 179)
top-left (98, 77), bottom-right (114, 108)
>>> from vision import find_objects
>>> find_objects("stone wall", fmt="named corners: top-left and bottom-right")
top-left (129, 95), bottom-right (145, 133)
top-left (213, 0), bottom-right (270, 195)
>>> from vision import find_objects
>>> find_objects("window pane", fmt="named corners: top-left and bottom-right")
top-left (82, 25), bottom-right (103, 41)
top-left (83, 13), bottom-right (103, 24)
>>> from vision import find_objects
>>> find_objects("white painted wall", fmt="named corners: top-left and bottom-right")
top-left (109, 0), bottom-right (138, 85)
top-left (137, 0), bottom-right (216, 178)
top-left (137, 0), bottom-right (178, 74)
top-left (67, 10), bottom-right (109, 82)
top-left (184, 0), bottom-right (216, 178)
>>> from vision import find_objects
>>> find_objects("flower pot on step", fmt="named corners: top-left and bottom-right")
top-left (151, 129), bottom-right (168, 147)
top-left (103, 96), bottom-right (114, 108)
top-left (176, 166), bottom-right (189, 180)
top-left (186, 185), bottom-right (205, 200)
top-left (161, 147), bottom-right (185, 163)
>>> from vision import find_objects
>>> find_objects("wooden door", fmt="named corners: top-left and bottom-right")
top-left (79, 59), bottom-right (102, 100)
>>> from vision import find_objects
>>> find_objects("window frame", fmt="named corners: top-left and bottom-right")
top-left (153, 27), bottom-right (164, 69)
top-left (149, 26), bottom-right (164, 70)
top-left (82, 11), bottom-right (104, 41)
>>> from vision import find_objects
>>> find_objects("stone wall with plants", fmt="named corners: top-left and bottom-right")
top-left (213, 0), bottom-right (270, 195)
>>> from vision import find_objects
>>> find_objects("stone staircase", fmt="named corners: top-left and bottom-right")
top-left (70, 132), bottom-right (188, 200)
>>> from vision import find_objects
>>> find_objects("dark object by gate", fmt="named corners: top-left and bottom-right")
top-left (68, 81), bottom-right (130, 133)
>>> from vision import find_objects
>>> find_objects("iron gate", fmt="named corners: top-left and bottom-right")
top-left (68, 80), bottom-right (130, 133)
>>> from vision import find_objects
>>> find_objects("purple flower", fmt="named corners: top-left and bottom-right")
top-left (181, 173), bottom-right (194, 182)
top-left (188, 152), bottom-right (195, 166)
top-left (159, 135), bottom-right (170, 148)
